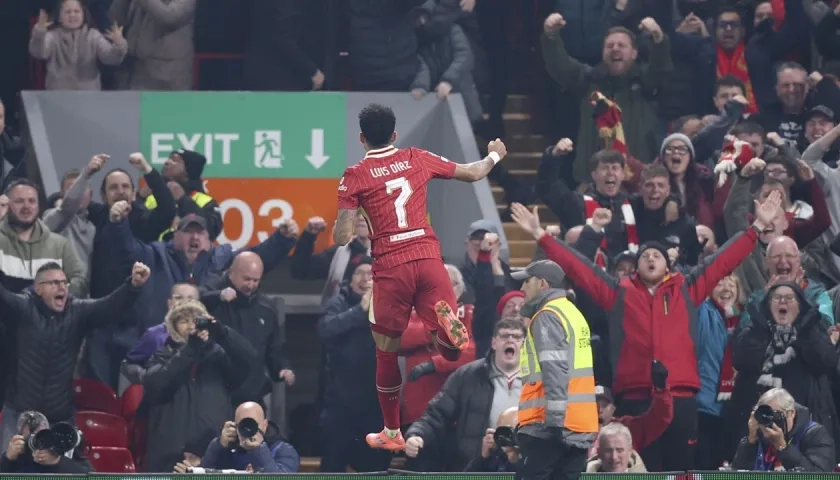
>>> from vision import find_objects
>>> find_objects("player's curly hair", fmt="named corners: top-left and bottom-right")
top-left (359, 103), bottom-right (396, 148)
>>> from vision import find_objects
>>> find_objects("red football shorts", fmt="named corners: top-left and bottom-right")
top-left (369, 258), bottom-right (457, 338)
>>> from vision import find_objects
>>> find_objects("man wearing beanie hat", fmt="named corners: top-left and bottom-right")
top-left (147, 149), bottom-right (223, 241)
top-left (496, 290), bottom-right (525, 319)
top-left (510, 190), bottom-right (782, 471)
top-left (318, 256), bottom-right (391, 473)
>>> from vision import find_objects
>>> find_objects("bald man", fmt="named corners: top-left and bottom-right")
top-left (201, 252), bottom-right (295, 406)
top-left (737, 235), bottom-right (834, 331)
top-left (199, 401), bottom-right (300, 473)
top-left (465, 407), bottom-right (520, 473)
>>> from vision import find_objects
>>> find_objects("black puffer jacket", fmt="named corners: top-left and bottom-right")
top-left (0, 277), bottom-right (140, 422)
top-left (347, 0), bottom-right (424, 90)
top-left (405, 356), bottom-right (497, 471)
top-left (142, 327), bottom-right (258, 473)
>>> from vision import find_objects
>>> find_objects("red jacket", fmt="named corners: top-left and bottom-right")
top-left (590, 386), bottom-right (674, 457)
top-left (400, 304), bottom-right (475, 424)
top-left (537, 227), bottom-right (759, 395)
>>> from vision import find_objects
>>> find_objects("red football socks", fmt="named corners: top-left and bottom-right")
top-left (375, 348), bottom-right (402, 430)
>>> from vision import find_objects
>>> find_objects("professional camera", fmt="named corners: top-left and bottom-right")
top-left (237, 418), bottom-right (260, 439)
top-left (24, 422), bottom-right (80, 455)
top-left (195, 316), bottom-right (212, 331)
top-left (754, 404), bottom-right (786, 429)
top-left (493, 426), bottom-right (518, 448)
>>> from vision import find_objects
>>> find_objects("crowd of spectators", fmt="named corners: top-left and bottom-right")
top-left (1, 0), bottom-right (840, 476)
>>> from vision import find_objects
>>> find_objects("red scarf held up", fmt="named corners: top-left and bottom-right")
top-left (716, 43), bottom-right (758, 114)
top-left (583, 196), bottom-right (638, 268)
top-left (713, 300), bottom-right (741, 401)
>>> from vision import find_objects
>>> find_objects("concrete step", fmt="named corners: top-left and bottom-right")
top-left (507, 168), bottom-right (538, 185)
top-left (482, 94), bottom-right (531, 115)
top-left (503, 151), bottom-right (543, 171)
top-left (509, 239), bottom-right (537, 260)
top-left (480, 112), bottom-right (534, 137)
top-left (503, 222), bottom-right (555, 241)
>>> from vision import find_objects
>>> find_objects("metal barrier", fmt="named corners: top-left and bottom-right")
top-left (0, 472), bottom-right (837, 479)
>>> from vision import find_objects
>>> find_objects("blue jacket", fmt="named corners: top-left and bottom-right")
top-left (200, 423), bottom-right (299, 473)
top-left (102, 219), bottom-right (294, 350)
top-left (695, 300), bottom-right (734, 416)
top-left (738, 280), bottom-right (834, 331)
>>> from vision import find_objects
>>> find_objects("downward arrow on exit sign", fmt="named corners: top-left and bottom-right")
top-left (306, 129), bottom-right (330, 169)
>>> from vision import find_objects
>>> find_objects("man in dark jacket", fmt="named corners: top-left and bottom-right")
top-left (410, 1), bottom-right (481, 124)
top-left (536, 147), bottom-right (642, 261)
top-left (202, 252), bottom-right (294, 406)
top-left (243, 0), bottom-right (325, 91)
top-left (404, 318), bottom-right (524, 471)
top-left (317, 256), bottom-right (391, 473)
top-left (103, 208), bottom-right (296, 365)
top-left (200, 401), bottom-right (299, 473)
top-left (0, 411), bottom-right (91, 474)
top-left (0, 262), bottom-right (149, 449)
top-left (509, 191), bottom-right (780, 471)
top-left (143, 301), bottom-right (258, 473)
top-left (153, 149), bottom-right (223, 241)
top-left (731, 388), bottom-right (835, 472)
top-left (84, 152), bottom-right (177, 388)
top-left (347, 0), bottom-right (425, 91)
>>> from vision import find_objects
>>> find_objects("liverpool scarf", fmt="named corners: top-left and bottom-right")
top-left (714, 301), bottom-right (741, 401)
top-left (717, 44), bottom-right (758, 114)
top-left (590, 90), bottom-right (636, 183)
top-left (583, 195), bottom-right (638, 267)
top-left (713, 138), bottom-right (755, 187)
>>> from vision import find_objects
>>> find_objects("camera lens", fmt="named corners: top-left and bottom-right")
top-left (237, 418), bottom-right (259, 439)
top-left (29, 429), bottom-right (54, 451)
top-left (755, 404), bottom-right (776, 427)
top-left (195, 316), bottom-right (211, 331)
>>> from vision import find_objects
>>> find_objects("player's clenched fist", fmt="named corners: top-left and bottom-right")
top-left (487, 138), bottom-right (507, 160)
top-left (306, 216), bottom-right (327, 234)
top-left (109, 200), bottom-right (131, 222)
top-left (544, 13), bottom-right (566, 35)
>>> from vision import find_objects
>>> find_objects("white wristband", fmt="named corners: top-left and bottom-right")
top-left (489, 152), bottom-right (501, 164)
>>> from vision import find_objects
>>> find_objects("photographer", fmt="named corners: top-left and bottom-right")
top-left (0, 411), bottom-right (91, 473)
top-left (731, 388), bottom-right (835, 472)
top-left (199, 401), bottom-right (299, 473)
top-left (142, 300), bottom-right (259, 473)
top-left (464, 407), bottom-right (520, 473)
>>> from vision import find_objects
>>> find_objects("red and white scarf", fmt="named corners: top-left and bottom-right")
top-left (714, 301), bottom-right (741, 401)
top-left (583, 195), bottom-right (638, 267)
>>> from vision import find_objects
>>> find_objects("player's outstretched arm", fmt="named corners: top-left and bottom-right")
top-left (452, 138), bottom-right (507, 183)
top-left (333, 208), bottom-right (357, 246)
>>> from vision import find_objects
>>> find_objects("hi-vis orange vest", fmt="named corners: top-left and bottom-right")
top-left (518, 297), bottom-right (599, 433)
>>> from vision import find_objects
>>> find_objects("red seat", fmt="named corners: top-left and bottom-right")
top-left (73, 379), bottom-right (121, 415)
top-left (121, 384), bottom-right (144, 422)
top-left (76, 411), bottom-right (129, 448)
top-left (88, 446), bottom-right (136, 473)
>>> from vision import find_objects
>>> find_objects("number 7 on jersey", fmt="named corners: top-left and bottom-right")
top-left (385, 177), bottom-right (413, 228)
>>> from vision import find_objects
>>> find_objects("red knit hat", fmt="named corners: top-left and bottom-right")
top-left (496, 290), bottom-right (525, 316)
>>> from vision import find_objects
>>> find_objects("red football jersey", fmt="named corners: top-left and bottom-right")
top-left (337, 145), bottom-right (456, 270)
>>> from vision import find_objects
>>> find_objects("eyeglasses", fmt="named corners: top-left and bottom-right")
top-left (771, 294), bottom-right (796, 303)
top-left (37, 279), bottom-right (70, 287)
top-left (717, 20), bottom-right (741, 30)
top-left (496, 333), bottom-right (524, 341)
top-left (664, 146), bottom-right (689, 155)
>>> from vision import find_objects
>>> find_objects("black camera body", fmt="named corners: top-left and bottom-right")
top-left (755, 404), bottom-right (786, 429)
top-left (493, 426), bottom-right (518, 449)
top-left (228, 418), bottom-right (262, 452)
top-left (23, 422), bottom-right (80, 455)
top-left (195, 316), bottom-right (212, 331)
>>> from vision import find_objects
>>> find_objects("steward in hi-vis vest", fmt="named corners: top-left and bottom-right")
top-left (151, 149), bottom-right (223, 241)
top-left (511, 260), bottom-right (598, 480)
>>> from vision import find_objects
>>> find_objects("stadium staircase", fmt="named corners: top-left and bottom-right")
top-left (489, 94), bottom-right (558, 268)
